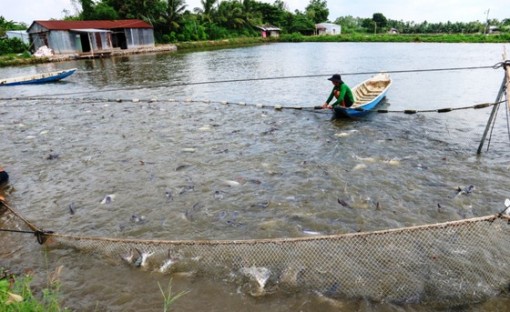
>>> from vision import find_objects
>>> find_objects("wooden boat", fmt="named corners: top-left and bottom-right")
top-left (333, 73), bottom-right (392, 118)
top-left (0, 68), bottom-right (77, 86)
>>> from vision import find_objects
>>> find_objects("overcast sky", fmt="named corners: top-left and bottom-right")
top-left (3, 0), bottom-right (508, 26)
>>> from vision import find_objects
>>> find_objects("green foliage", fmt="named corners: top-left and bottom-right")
top-left (0, 38), bottom-right (28, 54)
top-left (158, 279), bottom-right (189, 312)
top-left (279, 32), bottom-right (305, 42)
top-left (287, 12), bottom-right (315, 35)
top-left (177, 19), bottom-right (208, 41)
top-left (3, 1), bottom-right (510, 45)
top-left (0, 16), bottom-right (28, 35)
top-left (94, 2), bottom-right (120, 20)
top-left (305, 0), bottom-right (329, 23)
top-left (0, 269), bottom-right (70, 311)
top-left (206, 24), bottom-right (230, 40)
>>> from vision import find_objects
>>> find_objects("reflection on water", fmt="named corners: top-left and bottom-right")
top-left (1, 42), bottom-right (510, 311)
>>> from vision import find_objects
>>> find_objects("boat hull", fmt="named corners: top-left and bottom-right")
top-left (0, 68), bottom-right (77, 86)
top-left (332, 73), bottom-right (392, 119)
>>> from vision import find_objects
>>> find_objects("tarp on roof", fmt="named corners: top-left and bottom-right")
top-left (256, 25), bottom-right (281, 31)
top-left (70, 28), bottom-right (112, 33)
top-left (31, 19), bottom-right (153, 31)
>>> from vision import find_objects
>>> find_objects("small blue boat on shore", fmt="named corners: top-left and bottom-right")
top-left (333, 73), bottom-right (392, 118)
top-left (0, 68), bottom-right (76, 86)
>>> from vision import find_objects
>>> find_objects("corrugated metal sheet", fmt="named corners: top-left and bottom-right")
top-left (70, 29), bottom-right (112, 33)
top-left (31, 20), bottom-right (153, 31)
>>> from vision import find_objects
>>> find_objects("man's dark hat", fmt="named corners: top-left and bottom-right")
top-left (327, 74), bottom-right (342, 83)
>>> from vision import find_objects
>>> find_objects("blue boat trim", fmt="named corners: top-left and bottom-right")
top-left (333, 73), bottom-right (392, 119)
top-left (0, 68), bottom-right (77, 86)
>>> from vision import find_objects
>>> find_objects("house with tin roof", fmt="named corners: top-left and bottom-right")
top-left (315, 23), bottom-right (341, 35)
top-left (256, 25), bottom-right (281, 38)
top-left (27, 19), bottom-right (154, 56)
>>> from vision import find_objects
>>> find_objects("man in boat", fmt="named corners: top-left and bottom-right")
top-left (321, 74), bottom-right (355, 109)
top-left (0, 167), bottom-right (8, 202)
top-left (0, 167), bottom-right (8, 186)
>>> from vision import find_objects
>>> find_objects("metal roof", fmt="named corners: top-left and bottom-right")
top-left (70, 28), bottom-right (112, 33)
top-left (31, 19), bottom-right (153, 31)
top-left (256, 25), bottom-right (281, 31)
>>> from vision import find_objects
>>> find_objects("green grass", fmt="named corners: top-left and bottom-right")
top-left (1, 267), bottom-right (188, 311)
top-left (0, 267), bottom-right (70, 312)
top-left (279, 32), bottom-right (510, 43)
top-left (0, 52), bottom-right (48, 67)
top-left (158, 279), bottom-right (190, 312)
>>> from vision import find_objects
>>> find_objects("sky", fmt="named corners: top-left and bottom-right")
top-left (3, 0), bottom-right (509, 26)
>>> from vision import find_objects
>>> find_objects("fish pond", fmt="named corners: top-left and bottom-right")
top-left (1, 42), bottom-right (510, 311)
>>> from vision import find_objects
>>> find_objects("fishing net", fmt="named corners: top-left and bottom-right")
top-left (2, 201), bottom-right (510, 306)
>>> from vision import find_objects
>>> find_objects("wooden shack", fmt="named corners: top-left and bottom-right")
top-left (315, 23), bottom-right (341, 35)
top-left (27, 19), bottom-right (154, 56)
top-left (257, 25), bottom-right (281, 38)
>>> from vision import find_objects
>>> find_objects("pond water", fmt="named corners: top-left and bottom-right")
top-left (1, 42), bottom-right (510, 311)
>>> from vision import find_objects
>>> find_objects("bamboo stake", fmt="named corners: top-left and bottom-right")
top-left (477, 75), bottom-right (506, 155)
top-left (477, 50), bottom-right (509, 155)
top-left (505, 49), bottom-right (510, 112)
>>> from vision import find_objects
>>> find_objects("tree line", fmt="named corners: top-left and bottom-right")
top-left (1, 0), bottom-right (509, 45)
top-left (70, 0), bottom-right (510, 41)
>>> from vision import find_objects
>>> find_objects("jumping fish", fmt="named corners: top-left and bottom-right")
top-left (159, 259), bottom-right (175, 273)
top-left (354, 155), bottom-right (376, 162)
top-left (159, 250), bottom-right (178, 273)
top-left (175, 164), bottom-right (190, 171)
top-left (134, 248), bottom-right (154, 268)
top-left (68, 202), bottom-right (76, 215)
top-left (352, 164), bottom-right (366, 171)
top-left (223, 180), bottom-right (241, 187)
top-left (178, 185), bottom-right (194, 195)
top-left (100, 194), bottom-right (115, 204)
top-left (456, 185), bottom-right (474, 196)
top-left (302, 230), bottom-right (321, 235)
top-left (279, 265), bottom-right (305, 288)
top-left (240, 266), bottom-right (271, 296)
top-left (213, 190), bottom-right (225, 200)
top-left (130, 214), bottom-right (147, 224)
top-left (383, 158), bottom-right (400, 165)
top-left (334, 130), bottom-right (358, 138)
top-left (46, 153), bottom-right (60, 160)
top-left (120, 249), bottom-right (135, 264)
top-left (337, 199), bottom-right (351, 208)
top-left (165, 190), bottom-right (173, 201)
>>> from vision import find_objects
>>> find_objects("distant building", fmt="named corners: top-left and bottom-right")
top-left (6, 30), bottom-right (30, 44)
top-left (315, 23), bottom-right (341, 35)
top-left (388, 28), bottom-right (399, 34)
top-left (257, 25), bottom-right (281, 38)
top-left (488, 26), bottom-right (500, 34)
top-left (27, 19), bottom-right (154, 56)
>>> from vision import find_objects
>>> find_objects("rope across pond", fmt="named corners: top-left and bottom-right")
top-left (2, 198), bottom-right (510, 305)
top-left (0, 96), bottom-right (503, 116)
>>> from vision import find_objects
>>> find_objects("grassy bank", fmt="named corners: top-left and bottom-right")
top-left (0, 52), bottom-right (50, 67)
top-left (1, 33), bottom-right (508, 67)
top-left (279, 32), bottom-right (510, 43)
top-left (0, 267), bottom-right (70, 311)
top-left (174, 36), bottom-right (277, 51)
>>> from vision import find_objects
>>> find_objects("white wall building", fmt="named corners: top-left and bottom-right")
top-left (315, 23), bottom-right (341, 35)
top-left (6, 30), bottom-right (29, 44)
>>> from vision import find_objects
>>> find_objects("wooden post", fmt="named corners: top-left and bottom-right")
top-left (477, 50), bottom-right (509, 155)
top-left (477, 76), bottom-right (506, 155)
top-left (506, 61), bottom-right (510, 113)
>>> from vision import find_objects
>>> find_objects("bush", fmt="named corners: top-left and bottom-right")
top-left (0, 37), bottom-right (28, 54)
top-left (279, 32), bottom-right (305, 42)
top-left (0, 267), bottom-right (70, 311)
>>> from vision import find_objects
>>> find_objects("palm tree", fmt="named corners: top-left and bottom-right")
top-left (201, 0), bottom-right (217, 15)
top-left (166, 0), bottom-right (187, 31)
